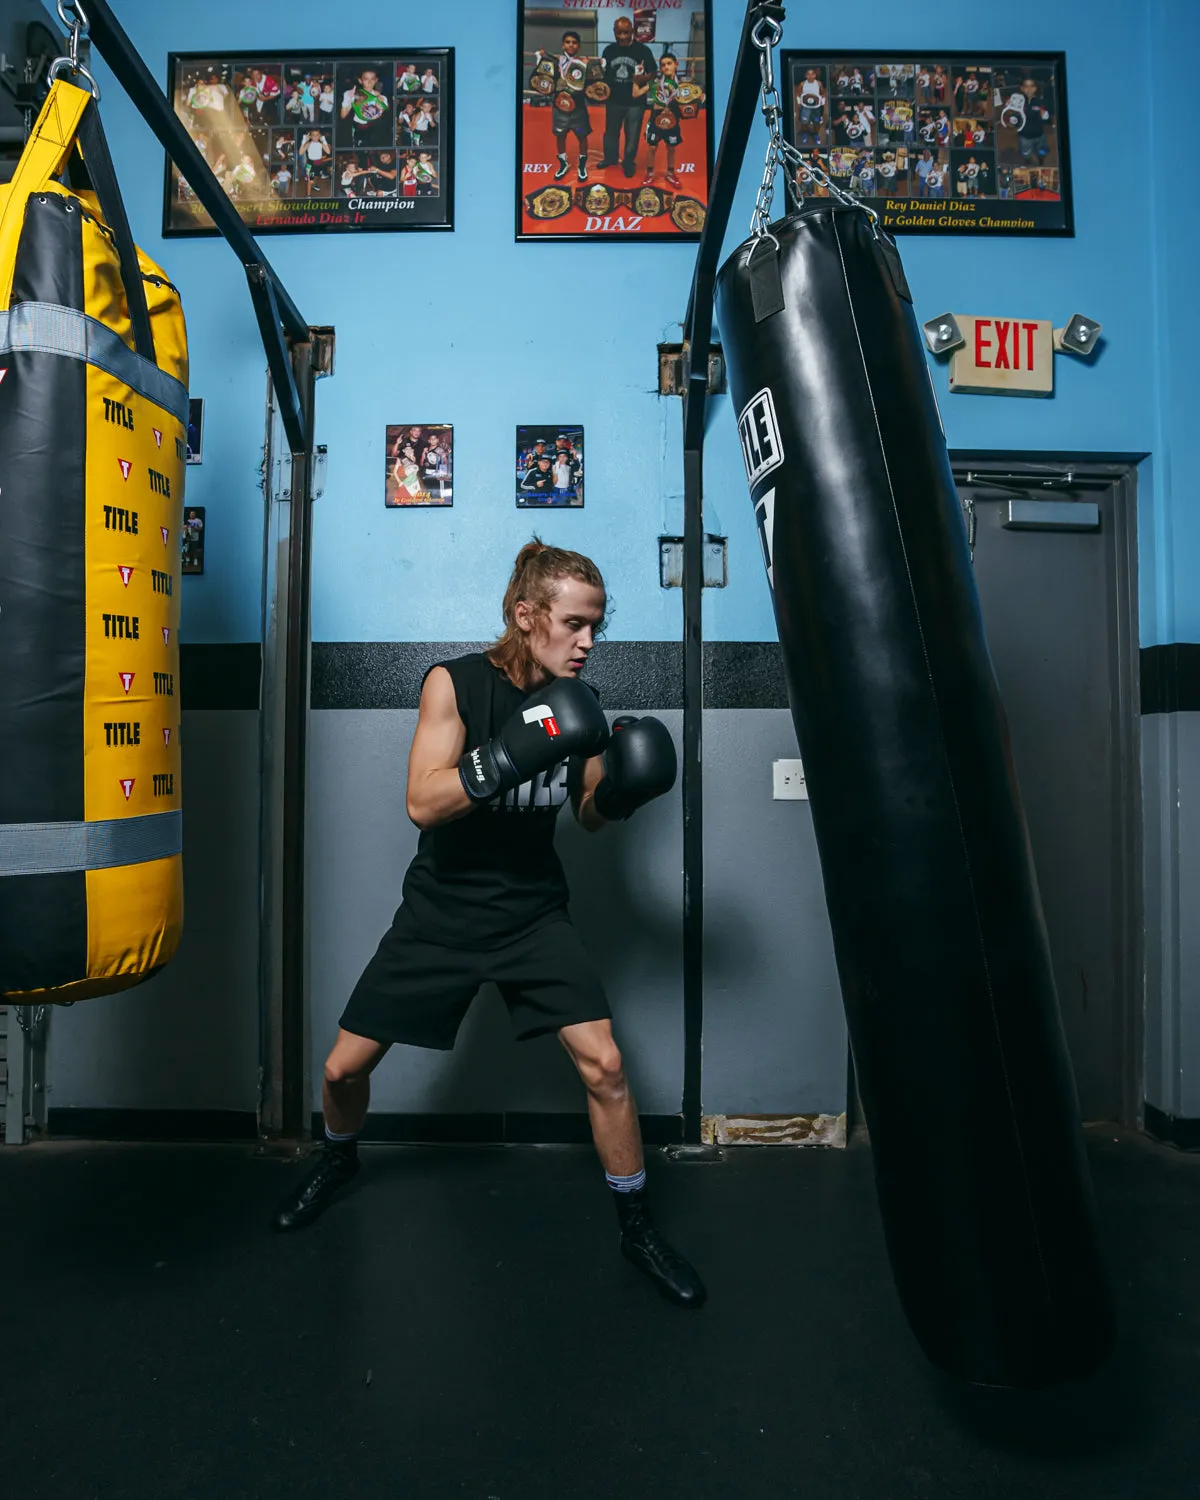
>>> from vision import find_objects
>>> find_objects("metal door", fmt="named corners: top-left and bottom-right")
top-left (954, 460), bottom-right (1142, 1124)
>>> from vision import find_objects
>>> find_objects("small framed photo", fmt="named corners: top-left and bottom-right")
top-left (163, 49), bottom-right (454, 236)
top-left (516, 2), bottom-right (713, 242)
top-left (516, 425), bottom-right (583, 507)
top-left (385, 423), bottom-right (453, 506)
top-left (782, 50), bottom-right (1072, 236)
top-left (181, 506), bottom-right (206, 574)
top-left (186, 398), bottom-right (204, 463)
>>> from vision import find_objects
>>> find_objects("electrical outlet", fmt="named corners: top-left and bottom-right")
top-left (772, 759), bottom-right (808, 800)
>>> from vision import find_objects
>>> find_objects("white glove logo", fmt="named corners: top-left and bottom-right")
top-left (523, 705), bottom-right (561, 737)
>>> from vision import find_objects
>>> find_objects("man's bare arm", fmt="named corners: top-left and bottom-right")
top-left (405, 667), bottom-right (473, 830)
top-left (571, 752), bottom-right (608, 834)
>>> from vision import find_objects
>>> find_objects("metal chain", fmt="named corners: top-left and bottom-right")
top-left (49, 0), bottom-right (100, 98)
top-left (749, 15), bottom-right (784, 236)
top-left (13, 1005), bottom-right (47, 1037)
top-left (750, 12), bottom-right (875, 236)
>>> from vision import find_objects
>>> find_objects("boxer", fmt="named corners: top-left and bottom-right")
top-left (272, 542), bottom-right (706, 1310)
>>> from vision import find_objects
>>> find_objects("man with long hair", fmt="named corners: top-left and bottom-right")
top-left (272, 542), bottom-right (705, 1308)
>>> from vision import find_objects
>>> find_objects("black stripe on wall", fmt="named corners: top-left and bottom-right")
top-left (180, 643), bottom-right (261, 709)
top-left (48, 1109), bottom-right (258, 1142)
top-left (310, 640), bottom-right (790, 710)
top-left (1143, 1102), bottom-right (1200, 1151)
top-left (1141, 644), bottom-right (1200, 715)
top-left (183, 641), bottom-right (1200, 714)
top-left (312, 1112), bottom-right (685, 1145)
top-left (45, 1108), bottom-right (683, 1146)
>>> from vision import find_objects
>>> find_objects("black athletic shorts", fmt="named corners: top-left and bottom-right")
top-left (339, 912), bottom-right (611, 1050)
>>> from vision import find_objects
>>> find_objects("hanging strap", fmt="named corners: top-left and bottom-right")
top-left (0, 78), bottom-right (91, 311)
top-left (74, 96), bottom-right (155, 362)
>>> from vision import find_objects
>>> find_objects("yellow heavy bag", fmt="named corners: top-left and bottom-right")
top-left (0, 80), bottom-right (188, 1002)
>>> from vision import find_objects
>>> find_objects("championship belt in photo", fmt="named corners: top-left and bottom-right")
top-left (585, 81), bottom-right (610, 101)
top-left (554, 92), bottom-right (576, 113)
top-left (353, 89), bottom-right (387, 123)
top-left (1000, 95), bottom-right (1026, 130)
top-left (847, 122), bottom-right (864, 139)
top-left (654, 108), bottom-right (678, 132)
top-left (633, 184), bottom-right (666, 217)
top-left (525, 185), bottom-right (572, 219)
top-left (562, 58), bottom-right (587, 92)
top-left (798, 87), bottom-right (821, 109)
top-left (670, 195), bottom-right (706, 232)
top-left (676, 82), bottom-right (704, 119)
top-left (530, 56), bottom-right (556, 94)
top-left (238, 85), bottom-right (257, 106)
top-left (578, 182), bottom-right (615, 215)
top-left (878, 161), bottom-right (896, 178)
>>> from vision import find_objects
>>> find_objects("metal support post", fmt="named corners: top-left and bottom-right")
top-left (674, 2), bottom-right (785, 1147)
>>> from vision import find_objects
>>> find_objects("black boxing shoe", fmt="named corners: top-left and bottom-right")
top-left (577, 158), bottom-right (589, 182)
top-left (614, 1188), bottom-right (707, 1308)
top-left (271, 1146), bottom-right (360, 1232)
top-left (553, 156), bottom-right (570, 181)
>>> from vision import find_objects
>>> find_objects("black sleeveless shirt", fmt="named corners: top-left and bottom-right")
top-left (397, 653), bottom-right (593, 948)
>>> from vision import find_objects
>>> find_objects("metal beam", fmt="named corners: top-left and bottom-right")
top-left (677, 3), bottom-right (781, 1144)
top-left (277, 338), bottom-right (318, 1140)
top-left (246, 266), bottom-right (305, 455)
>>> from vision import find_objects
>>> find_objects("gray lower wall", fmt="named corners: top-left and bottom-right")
top-left (46, 694), bottom-right (1199, 1127)
top-left (702, 712), bottom-right (846, 1115)
top-left (1142, 710), bottom-right (1200, 1118)
top-left (47, 712), bottom-right (261, 1112)
top-left (43, 704), bottom-right (848, 1121)
top-left (307, 708), bottom-right (845, 1117)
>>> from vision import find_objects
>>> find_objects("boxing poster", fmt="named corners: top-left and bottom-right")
top-left (385, 425), bottom-right (454, 508)
top-left (181, 508), bottom-right (206, 575)
top-left (163, 50), bottom-right (454, 236)
top-left (517, 2), bottom-right (713, 241)
top-left (515, 426), bottom-right (585, 507)
top-left (185, 399), bottom-right (203, 464)
top-left (781, 52), bottom-right (1073, 236)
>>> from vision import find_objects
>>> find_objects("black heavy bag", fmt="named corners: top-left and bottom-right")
top-left (714, 204), bottom-right (1114, 1388)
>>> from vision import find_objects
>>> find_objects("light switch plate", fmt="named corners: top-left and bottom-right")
top-left (773, 759), bottom-right (808, 800)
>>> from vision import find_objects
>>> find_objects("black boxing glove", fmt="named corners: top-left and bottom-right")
top-left (593, 715), bottom-right (677, 821)
top-left (459, 677), bottom-right (609, 802)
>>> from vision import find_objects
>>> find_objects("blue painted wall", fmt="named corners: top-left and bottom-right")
top-left (90, 0), bottom-right (1195, 650)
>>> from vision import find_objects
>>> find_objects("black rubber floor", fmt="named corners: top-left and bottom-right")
top-left (1, 1127), bottom-right (1196, 1499)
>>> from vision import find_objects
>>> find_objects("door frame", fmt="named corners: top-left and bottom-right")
top-left (950, 450), bottom-right (1146, 1128)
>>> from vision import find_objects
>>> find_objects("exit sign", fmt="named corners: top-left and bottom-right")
top-left (949, 316), bottom-right (1054, 397)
